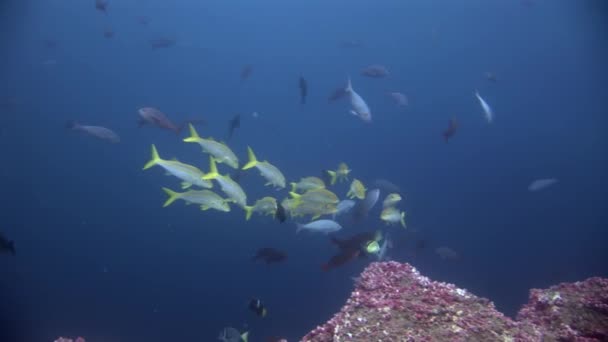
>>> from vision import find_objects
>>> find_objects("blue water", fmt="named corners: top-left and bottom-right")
top-left (1, 0), bottom-right (607, 341)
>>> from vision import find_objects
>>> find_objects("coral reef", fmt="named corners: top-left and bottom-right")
top-left (301, 261), bottom-right (608, 342)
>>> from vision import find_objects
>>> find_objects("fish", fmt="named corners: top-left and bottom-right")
top-left (202, 157), bottom-right (248, 208)
top-left (299, 76), bottom-right (308, 104)
top-left (275, 202), bottom-right (287, 223)
top-left (376, 232), bottom-right (391, 261)
top-left (321, 232), bottom-right (375, 271)
top-left (0, 232), bottom-right (16, 256)
top-left (485, 72), bottom-right (498, 82)
top-left (442, 118), bottom-right (458, 143)
top-left (435, 246), bottom-right (459, 260)
top-left (328, 86), bottom-right (348, 103)
top-left (347, 179), bottom-right (366, 200)
top-left (184, 124), bottom-right (239, 169)
top-left (345, 78), bottom-right (372, 123)
top-left (381, 207), bottom-right (406, 228)
top-left (95, 0), bottom-right (108, 14)
top-left (332, 199), bottom-right (355, 219)
top-left (161, 188), bottom-right (229, 212)
top-left (296, 219), bottom-right (342, 234)
top-left (218, 327), bottom-right (249, 342)
top-left (528, 178), bottom-right (558, 192)
top-left (143, 145), bottom-right (212, 189)
top-left (242, 147), bottom-right (286, 189)
top-left (149, 37), bottom-right (176, 49)
top-left (382, 193), bottom-right (402, 209)
top-left (66, 121), bottom-right (120, 143)
top-left (290, 177), bottom-right (325, 193)
top-left (252, 248), bottom-right (287, 264)
top-left (474, 90), bottom-right (493, 123)
top-left (327, 163), bottom-right (351, 185)
top-left (244, 197), bottom-right (277, 220)
top-left (388, 92), bottom-right (408, 107)
top-left (351, 188), bottom-right (380, 221)
top-left (361, 64), bottom-right (389, 78)
top-left (137, 107), bottom-right (184, 134)
top-left (291, 189), bottom-right (339, 206)
top-left (227, 114), bottom-right (240, 141)
top-left (241, 64), bottom-right (253, 81)
top-left (249, 298), bottom-right (267, 317)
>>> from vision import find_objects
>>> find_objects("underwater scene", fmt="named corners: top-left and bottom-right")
top-left (0, 0), bottom-right (607, 341)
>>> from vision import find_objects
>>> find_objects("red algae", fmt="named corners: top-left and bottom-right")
top-left (300, 261), bottom-right (608, 342)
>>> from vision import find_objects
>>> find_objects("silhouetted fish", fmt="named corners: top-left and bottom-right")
top-left (275, 203), bottom-right (287, 223)
top-left (299, 76), bottom-right (308, 104)
top-left (227, 114), bottom-right (240, 140)
top-left (66, 121), bottom-right (120, 143)
top-left (321, 232), bottom-right (375, 271)
top-left (0, 232), bottom-right (15, 256)
top-left (252, 248), bottom-right (287, 264)
top-left (95, 0), bottom-right (108, 14)
top-left (442, 118), bottom-right (458, 143)
top-left (361, 64), bottom-right (389, 78)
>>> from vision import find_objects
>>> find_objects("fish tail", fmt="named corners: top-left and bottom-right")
top-left (162, 187), bottom-right (181, 207)
top-left (345, 77), bottom-right (353, 92)
top-left (143, 144), bottom-right (162, 170)
top-left (400, 211), bottom-right (406, 228)
top-left (327, 170), bottom-right (337, 185)
top-left (183, 123), bottom-right (200, 142)
top-left (202, 156), bottom-right (219, 180)
top-left (242, 146), bottom-right (258, 170)
top-left (241, 331), bottom-right (249, 342)
top-left (244, 206), bottom-right (254, 221)
top-left (295, 223), bottom-right (304, 234)
top-left (290, 182), bottom-right (297, 193)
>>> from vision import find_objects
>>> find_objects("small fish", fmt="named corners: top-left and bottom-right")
top-left (0, 232), bottom-right (16, 256)
top-left (275, 202), bottom-right (287, 223)
top-left (290, 177), bottom-right (325, 193)
top-left (137, 107), bottom-right (183, 134)
top-left (326, 163), bottom-right (351, 185)
top-left (474, 90), bottom-right (493, 123)
top-left (485, 72), bottom-right (497, 82)
top-left (347, 179), bottom-right (367, 200)
top-left (442, 118), bottom-right (458, 142)
top-left (143, 145), bottom-right (213, 189)
top-left (351, 188), bottom-right (380, 221)
top-left (376, 232), bottom-right (392, 261)
top-left (137, 16), bottom-right (149, 26)
top-left (382, 193), bottom-right (402, 208)
top-left (149, 37), bottom-right (176, 49)
top-left (184, 124), bottom-right (239, 169)
top-left (218, 327), bottom-right (249, 342)
top-left (252, 248), bottom-right (287, 264)
top-left (244, 197), bottom-right (277, 220)
top-left (95, 0), bottom-right (108, 14)
top-left (202, 157), bottom-right (248, 208)
top-left (321, 232), bottom-right (375, 271)
top-left (388, 92), bottom-right (408, 107)
top-left (241, 65), bottom-right (253, 81)
top-left (227, 114), bottom-right (241, 140)
top-left (361, 64), bottom-right (389, 78)
top-left (380, 207), bottom-right (406, 228)
top-left (299, 76), bottom-right (308, 104)
top-left (345, 78), bottom-right (372, 123)
top-left (249, 298), bottom-right (267, 317)
top-left (296, 219), bottom-right (342, 234)
top-left (162, 188), bottom-right (229, 212)
top-left (528, 178), bottom-right (558, 192)
top-left (242, 147), bottom-right (286, 189)
top-left (66, 121), bottom-right (120, 143)
top-left (435, 246), bottom-right (459, 260)
top-left (332, 199), bottom-right (355, 219)
top-left (103, 28), bottom-right (114, 38)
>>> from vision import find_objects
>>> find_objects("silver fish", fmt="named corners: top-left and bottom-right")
top-left (66, 121), bottom-right (119, 143)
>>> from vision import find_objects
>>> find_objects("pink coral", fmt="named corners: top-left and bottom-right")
top-left (301, 261), bottom-right (608, 342)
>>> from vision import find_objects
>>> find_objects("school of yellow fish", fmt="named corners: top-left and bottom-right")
top-left (143, 124), bottom-right (407, 227)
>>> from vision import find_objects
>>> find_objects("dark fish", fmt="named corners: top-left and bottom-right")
top-left (137, 107), bottom-right (206, 134)
top-left (95, 0), bottom-right (108, 14)
top-left (298, 76), bottom-right (308, 104)
top-left (252, 248), bottom-right (287, 264)
top-left (275, 203), bottom-right (287, 223)
top-left (484, 72), bottom-right (498, 82)
top-left (241, 65), bottom-right (253, 81)
top-left (227, 114), bottom-right (240, 140)
top-left (442, 118), bottom-right (458, 143)
top-left (150, 37), bottom-right (176, 49)
top-left (361, 64), bottom-right (389, 78)
top-left (328, 87), bottom-right (347, 103)
top-left (103, 28), bottom-right (114, 39)
top-left (0, 232), bottom-right (16, 256)
top-left (248, 298), bottom-right (267, 317)
top-left (321, 232), bottom-right (375, 271)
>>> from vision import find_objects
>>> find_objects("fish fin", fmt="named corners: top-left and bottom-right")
top-left (162, 187), bottom-right (180, 207)
top-left (327, 170), bottom-right (337, 185)
top-left (143, 144), bottom-right (162, 170)
top-left (181, 182), bottom-right (192, 189)
top-left (345, 77), bottom-right (353, 92)
top-left (240, 331), bottom-right (249, 342)
top-left (242, 146), bottom-right (258, 170)
top-left (288, 192), bottom-right (301, 200)
top-left (350, 110), bottom-right (359, 117)
top-left (401, 211), bottom-right (406, 228)
top-left (182, 123), bottom-right (200, 142)
top-left (244, 206), bottom-right (253, 220)
top-left (202, 156), bottom-right (219, 180)
top-left (295, 223), bottom-right (304, 234)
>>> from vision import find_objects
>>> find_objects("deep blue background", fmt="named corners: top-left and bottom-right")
top-left (1, 0), bottom-right (607, 341)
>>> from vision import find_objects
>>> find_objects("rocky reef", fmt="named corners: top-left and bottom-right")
top-left (301, 261), bottom-right (608, 342)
